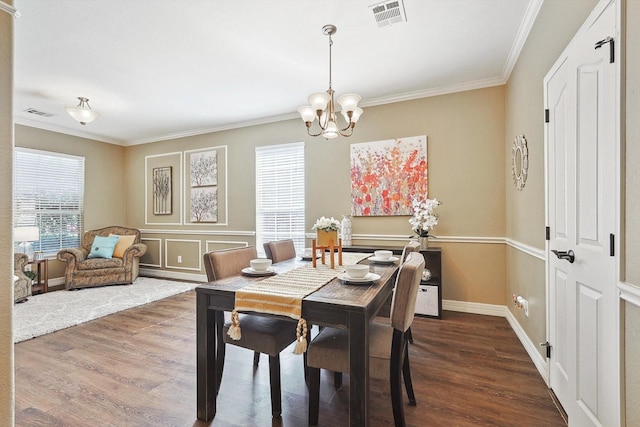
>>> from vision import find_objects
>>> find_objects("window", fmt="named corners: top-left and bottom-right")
top-left (255, 142), bottom-right (305, 255)
top-left (14, 148), bottom-right (85, 256)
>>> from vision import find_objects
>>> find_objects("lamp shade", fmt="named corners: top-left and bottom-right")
top-left (322, 121), bottom-right (339, 139)
top-left (337, 93), bottom-right (361, 112)
top-left (308, 92), bottom-right (331, 111)
top-left (65, 97), bottom-right (100, 125)
top-left (15, 226), bottom-right (40, 242)
top-left (298, 106), bottom-right (317, 123)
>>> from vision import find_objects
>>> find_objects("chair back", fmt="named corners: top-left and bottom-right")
top-left (81, 226), bottom-right (141, 252)
top-left (390, 252), bottom-right (425, 332)
top-left (400, 241), bottom-right (421, 262)
top-left (203, 246), bottom-right (258, 281)
top-left (263, 239), bottom-right (297, 263)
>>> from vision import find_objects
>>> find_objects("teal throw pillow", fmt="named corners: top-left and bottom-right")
top-left (88, 235), bottom-right (120, 259)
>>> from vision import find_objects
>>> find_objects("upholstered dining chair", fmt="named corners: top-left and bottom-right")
top-left (399, 240), bottom-right (421, 343)
top-left (203, 246), bottom-right (298, 418)
top-left (263, 239), bottom-right (297, 263)
top-left (400, 240), bottom-right (421, 262)
top-left (307, 252), bottom-right (425, 427)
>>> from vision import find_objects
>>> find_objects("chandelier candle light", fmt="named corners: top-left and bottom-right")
top-left (298, 24), bottom-right (363, 139)
top-left (409, 198), bottom-right (440, 249)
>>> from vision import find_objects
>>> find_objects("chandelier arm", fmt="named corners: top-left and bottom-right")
top-left (306, 126), bottom-right (323, 138)
top-left (338, 128), bottom-right (354, 137)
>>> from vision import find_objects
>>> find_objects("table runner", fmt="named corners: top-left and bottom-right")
top-left (228, 252), bottom-right (371, 353)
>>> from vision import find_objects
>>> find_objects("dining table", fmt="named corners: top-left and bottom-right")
top-left (195, 253), bottom-right (400, 426)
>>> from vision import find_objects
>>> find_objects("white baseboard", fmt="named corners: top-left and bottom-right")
top-left (139, 268), bottom-right (207, 283)
top-left (443, 299), bottom-right (506, 316)
top-left (443, 299), bottom-right (549, 385)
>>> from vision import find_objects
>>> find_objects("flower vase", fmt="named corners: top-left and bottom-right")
top-left (317, 230), bottom-right (338, 247)
top-left (419, 235), bottom-right (429, 250)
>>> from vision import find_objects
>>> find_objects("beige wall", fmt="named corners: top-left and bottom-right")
top-left (125, 86), bottom-right (507, 304)
top-left (15, 125), bottom-right (127, 279)
top-left (625, 0), bottom-right (640, 424)
top-left (0, 5), bottom-right (14, 426)
top-left (504, 0), bottom-right (598, 356)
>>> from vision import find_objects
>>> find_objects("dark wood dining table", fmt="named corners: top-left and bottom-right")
top-left (195, 255), bottom-right (399, 426)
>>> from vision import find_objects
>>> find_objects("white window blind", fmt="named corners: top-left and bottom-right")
top-left (14, 148), bottom-right (85, 256)
top-left (255, 142), bottom-right (305, 255)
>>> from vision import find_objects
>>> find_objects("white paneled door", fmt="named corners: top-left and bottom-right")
top-left (545, 0), bottom-right (620, 426)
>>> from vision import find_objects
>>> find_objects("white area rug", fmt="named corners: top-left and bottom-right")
top-left (13, 276), bottom-right (199, 343)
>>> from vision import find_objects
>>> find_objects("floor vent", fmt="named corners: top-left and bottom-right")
top-left (24, 108), bottom-right (54, 117)
top-left (369, 0), bottom-right (407, 27)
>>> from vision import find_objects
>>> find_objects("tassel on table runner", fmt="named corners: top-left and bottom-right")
top-left (227, 310), bottom-right (241, 340)
top-left (293, 318), bottom-right (308, 354)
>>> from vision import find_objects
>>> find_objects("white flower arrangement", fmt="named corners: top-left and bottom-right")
top-left (312, 216), bottom-right (341, 232)
top-left (408, 198), bottom-right (440, 237)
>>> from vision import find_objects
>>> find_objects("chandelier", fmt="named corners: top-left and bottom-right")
top-left (65, 97), bottom-right (100, 125)
top-left (297, 25), bottom-right (363, 139)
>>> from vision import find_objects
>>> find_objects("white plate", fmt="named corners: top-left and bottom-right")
top-left (368, 256), bottom-right (399, 264)
top-left (241, 267), bottom-right (276, 276)
top-left (337, 272), bottom-right (381, 284)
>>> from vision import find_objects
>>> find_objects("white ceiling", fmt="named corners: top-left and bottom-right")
top-left (12, 0), bottom-right (540, 146)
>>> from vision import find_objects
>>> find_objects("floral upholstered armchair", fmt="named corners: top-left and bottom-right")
top-left (14, 252), bottom-right (31, 303)
top-left (57, 226), bottom-right (147, 290)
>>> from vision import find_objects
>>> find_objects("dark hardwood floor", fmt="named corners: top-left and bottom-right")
top-left (14, 290), bottom-right (565, 426)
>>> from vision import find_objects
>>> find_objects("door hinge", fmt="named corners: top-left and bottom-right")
top-left (610, 233), bottom-right (615, 256)
top-left (540, 341), bottom-right (552, 358)
top-left (595, 36), bottom-right (614, 63)
top-left (545, 226), bottom-right (550, 241)
top-left (544, 109), bottom-right (550, 123)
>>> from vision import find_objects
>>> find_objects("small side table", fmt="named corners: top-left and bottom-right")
top-left (28, 258), bottom-right (49, 295)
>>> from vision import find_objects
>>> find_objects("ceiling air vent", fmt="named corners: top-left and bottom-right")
top-left (369, 0), bottom-right (407, 27)
top-left (24, 108), bottom-right (54, 118)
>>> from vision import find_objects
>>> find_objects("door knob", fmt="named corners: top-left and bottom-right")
top-left (551, 249), bottom-right (575, 263)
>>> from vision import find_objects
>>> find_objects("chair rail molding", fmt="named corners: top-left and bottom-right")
top-left (505, 237), bottom-right (545, 260)
top-left (140, 228), bottom-right (256, 236)
top-left (619, 281), bottom-right (640, 307)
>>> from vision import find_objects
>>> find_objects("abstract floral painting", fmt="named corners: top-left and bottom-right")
top-left (350, 136), bottom-right (428, 216)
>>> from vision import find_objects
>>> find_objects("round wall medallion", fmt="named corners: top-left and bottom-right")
top-left (511, 135), bottom-right (529, 190)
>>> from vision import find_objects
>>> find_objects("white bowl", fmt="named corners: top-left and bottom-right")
top-left (374, 250), bottom-right (393, 260)
top-left (250, 258), bottom-right (272, 272)
top-left (345, 264), bottom-right (369, 279)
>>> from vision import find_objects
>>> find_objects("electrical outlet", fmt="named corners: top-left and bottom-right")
top-left (177, 255), bottom-right (182, 264)
top-left (523, 298), bottom-right (529, 316)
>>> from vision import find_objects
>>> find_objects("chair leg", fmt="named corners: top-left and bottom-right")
top-left (334, 371), bottom-right (343, 390)
top-left (309, 367), bottom-right (321, 426)
top-left (405, 327), bottom-right (414, 344)
top-left (253, 351), bottom-right (260, 366)
top-left (268, 355), bottom-right (282, 418)
top-left (402, 342), bottom-right (417, 406)
top-left (390, 330), bottom-right (407, 427)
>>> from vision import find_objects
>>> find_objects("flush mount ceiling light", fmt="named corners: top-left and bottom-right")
top-left (65, 97), bottom-right (100, 125)
top-left (298, 24), bottom-right (363, 139)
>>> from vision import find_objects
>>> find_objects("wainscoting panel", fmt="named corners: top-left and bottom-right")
top-left (164, 239), bottom-right (201, 271)
top-left (140, 238), bottom-right (162, 268)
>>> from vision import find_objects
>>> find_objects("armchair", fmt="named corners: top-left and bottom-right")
top-left (14, 252), bottom-right (31, 303)
top-left (57, 226), bottom-right (147, 290)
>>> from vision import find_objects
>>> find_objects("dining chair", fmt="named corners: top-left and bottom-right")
top-left (263, 239), bottom-right (297, 263)
top-left (400, 240), bottom-right (421, 262)
top-left (399, 240), bottom-right (421, 344)
top-left (307, 252), bottom-right (425, 427)
top-left (203, 246), bottom-right (298, 418)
